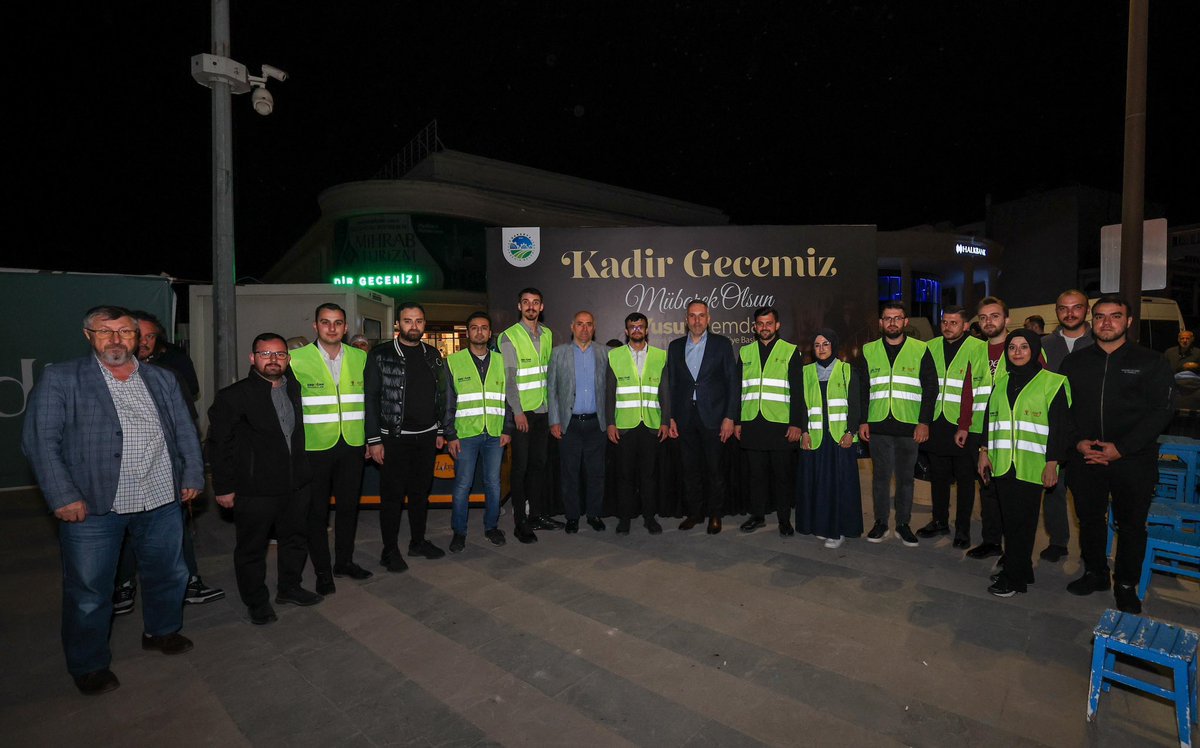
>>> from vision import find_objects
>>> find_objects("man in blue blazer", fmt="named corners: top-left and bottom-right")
top-left (666, 299), bottom-right (739, 533)
top-left (22, 306), bottom-right (205, 695)
top-left (548, 310), bottom-right (610, 532)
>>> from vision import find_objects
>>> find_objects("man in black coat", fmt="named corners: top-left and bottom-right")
top-left (667, 299), bottom-right (739, 534)
top-left (208, 333), bottom-right (323, 625)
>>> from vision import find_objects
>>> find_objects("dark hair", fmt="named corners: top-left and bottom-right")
top-left (82, 305), bottom-right (133, 329)
top-left (517, 287), bottom-right (543, 303)
top-left (1024, 314), bottom-right (1045, 328)
top-left (397, 302), bottom-right (426, 318)
top-left (1092, 294), bottom-right (1131, 315)
top-left (941, 304), bottom-right (966, 320)
top-left (624, 312), bottom-right (648, 327)
top-left (880, 301), bottom-right (906, 316)
top-left (685, 298), bottom-right (708, 311)
top-left (128, 309), bottom-right (165, 335)
top-left (315, 302), bottom-right (346, 320)
top-left (976, 296), bottom-right (1008, 317)
top-left (752, 306), bottom-right (779, 323)
top-left (465, 310), bottom-right (492, 327)
top-left (252, 332), bottom-right (288, 352)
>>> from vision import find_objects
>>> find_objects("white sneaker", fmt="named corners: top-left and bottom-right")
top-left (824, 537), bottom-right (845, 549)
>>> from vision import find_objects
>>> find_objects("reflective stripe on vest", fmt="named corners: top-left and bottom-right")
top-left (862, 337), bottom-right (927, 424)
top-left (500, 323), bottom-right (551, 411)
top-left (928, 335), bottom-right (989, 433)
top-left (289, 343), bottom-right (367, 450)
top-left (740, 340), bottom-right (796, 424)
top-left (802, 359), bottom-right (857, 450)
top-left (608, 345), bottom-right (666, 429)
top-left (446, 349), bottom-right (506, 438)
top-left (986, 369), bottom-right (1071, 484)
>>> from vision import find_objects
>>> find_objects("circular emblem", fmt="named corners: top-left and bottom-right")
top-left (504, 232), bottom-right (539, 267)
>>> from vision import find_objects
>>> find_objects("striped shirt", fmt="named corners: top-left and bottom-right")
top-left (97, 358), bottom-right (175, 514)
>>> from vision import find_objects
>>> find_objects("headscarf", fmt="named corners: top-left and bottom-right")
top-left (813, 327), bottom-right (840, 381)
top-left (1004, 328), bottom-right (1043, 400)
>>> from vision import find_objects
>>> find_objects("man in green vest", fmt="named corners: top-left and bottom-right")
top-left (497, 287), bottom-right (555, 544)
top-left (965, 296), bottom-right (1011, 560)
top-left (443, 311), bottom-right (512, 553)
top-left (735, 306), bottom-right (805, 535)
top-left (291, 303), bottom-right (371, 595)
top-left (604, 312), bottom-right (671, 535)
top-left (917, 304), bottom-right (987, 548)
top-left (859, 301), bottom-right (938, 546)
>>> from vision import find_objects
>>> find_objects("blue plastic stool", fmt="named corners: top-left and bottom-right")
top-left (1088, 609), bottom-right (1198, 748)
top-left (1139, 526), bottom-right (1200, 601)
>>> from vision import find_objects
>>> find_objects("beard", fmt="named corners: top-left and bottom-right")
top-left (1094, 327), bottom-right (1126, 343)
top-left (883, 330), bottom-right (904, 341)
top-left (99, 345), bottom-right (132, 366)
top-left (400, 328), bottom-right (423, 343)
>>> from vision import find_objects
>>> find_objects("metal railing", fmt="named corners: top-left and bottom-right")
top-left (372, 119), bottom-right (445, 180)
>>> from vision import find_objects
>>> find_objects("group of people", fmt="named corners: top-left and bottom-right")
top-left (22, 287), bottom-right (1178, 696)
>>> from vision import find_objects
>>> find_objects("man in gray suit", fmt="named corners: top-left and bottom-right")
top-left (548, 310), bottom-right (609, 532)
top-left (22, 305), bottom-right (204, 695)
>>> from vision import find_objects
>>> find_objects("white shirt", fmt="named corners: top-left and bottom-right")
top-left (318, 342), bottom-right (344, 383)
top-left (628, 344), bottom-right (648, 377)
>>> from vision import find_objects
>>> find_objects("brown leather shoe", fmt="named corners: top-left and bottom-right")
top-left (678, 516), bottom-right (702, 530)
top-left (141, 632), bottom-right (194, 655)
top-left (707, 516), bottom-right (722, 535)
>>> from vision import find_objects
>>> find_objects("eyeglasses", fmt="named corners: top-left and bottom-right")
top-left (87, 328), bottom-right (138, 339)
top-left (254, 351), bottom-right (290, 360)
top-left (881, 317), bottom-right (906, 324)
top-left (627, 324), bottom-right (646, 331)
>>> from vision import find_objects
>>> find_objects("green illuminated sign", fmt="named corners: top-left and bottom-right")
top-left (331, 273), bottom-right (422, 287)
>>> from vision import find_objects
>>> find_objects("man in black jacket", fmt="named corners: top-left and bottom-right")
top-left (365, 302), bottom-right (448, 571)
top-left (1060, 295), bottom-right (1175, 614)
top-left (209, 333), bottom-right (322, 625)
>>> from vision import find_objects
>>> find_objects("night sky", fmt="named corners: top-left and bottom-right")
top-left (16, 2), bottom-right (1199, 283)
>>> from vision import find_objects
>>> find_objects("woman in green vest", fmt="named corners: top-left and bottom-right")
top-left (977, 329), bottom-right (1071, 598)
top-left (796, 328), bottom-right (864, 548)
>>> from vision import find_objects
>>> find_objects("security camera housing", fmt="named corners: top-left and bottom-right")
top-left (251, 87), bottom-right (274, 116)
top-left (261, 64), bottom-right (288, 82)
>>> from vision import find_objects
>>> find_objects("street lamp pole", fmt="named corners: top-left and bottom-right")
top-left (1119, 0), bottom-right (1149, 341)
top-left (209, 0), bottom-right (238, 390)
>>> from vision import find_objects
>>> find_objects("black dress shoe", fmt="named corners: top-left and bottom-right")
top-left (333, 562), bottom-right (373, 580)
top-left (485, 528), bottom-right (507, 546)
top-left (530, 515), bottom-right (564, 531)
top-left (739, 516), bottom-right (766, 533)
top-left (1114, 583), bottom-right (1142, 614)
top-left (409, 539), bottom-right (446, 559)
top-left (966, 542), bottom-right (1003, 559)
top-left (987, 575), bottom-right (1026, 598)
top-left (707, 516), bottom-right (722, 535)
top-left (678, 516), bottom-right (702, 531)
top-left (916, 520), bottom-right (950, 538)
top-left (315, 573), bottom-right (336, 595)
top-left (778, 521), bottom-right (795, 537)
top-left (449, 533), bottom-right (466, 554)
top-left (249, 603), bottom-right (277, 625)
top-left (380, 551), bottom-right (409, 573)
top-left (514, 524), bottom-right (539, 544)
top-left (616, 518), bottom-right (631, 535)
top-left (565, 519), bottom-right (579, 534)
top-left (1067, 571), bottom-right (1111, 596)
top-left (952, 535), bottom-right (970, 549)
top-left (141, 632), bottom-right (194, 655)
top-left (275, 587), bottom-right (324, 607)
top-left (587, 516), bottom-right (606, 532)
top-left (644, 517), bottom-right (663, 535)
top-left (1039, 544), bottom-right (1069, 563)
top-left (74, 668), bottom-right (120, 695)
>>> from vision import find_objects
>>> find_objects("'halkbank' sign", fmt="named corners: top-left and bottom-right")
top-left (488, 226), bottom-right (877, 352)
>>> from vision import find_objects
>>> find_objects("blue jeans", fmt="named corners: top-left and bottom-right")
top-left (451, 434), bottom-right (503, 535)
top-left (58, 501), bottom-right (187, 675)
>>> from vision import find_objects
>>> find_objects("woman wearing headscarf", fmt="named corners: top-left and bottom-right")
top-left (977, 329), bottom-right (1071, 597)
top-left (796, 329), bottom-right (864, 548)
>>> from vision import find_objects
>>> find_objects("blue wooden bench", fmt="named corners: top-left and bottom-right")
top-left (1088, 609), bottom-right (1198, 748)
top-left (1138, 526), bottom-right (1200, 601)
top-left (1107, 500), bottom-right (1185, 558)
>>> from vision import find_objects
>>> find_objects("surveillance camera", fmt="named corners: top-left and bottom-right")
top-left (261, 64), bottom-right (288, 82)
top-left (251, 87), bottom-right (274, 115)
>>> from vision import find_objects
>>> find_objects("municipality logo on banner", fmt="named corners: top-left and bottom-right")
top-left (502, 227), bottom-right (541, 267)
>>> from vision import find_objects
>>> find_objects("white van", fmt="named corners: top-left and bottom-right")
top-left (1007, 296), bottom-right (1186, 353)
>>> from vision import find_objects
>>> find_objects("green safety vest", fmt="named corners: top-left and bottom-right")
top-left (498, 323), bottom-right (552, 412)
top-left (928, 335), bottom-right (989, 433)
top-left (863, 337), bottom-right (927, 425)
top-left (446, 349), bottom-right (506, 438)
top-left (740, 340), bottom-right (797, 424)
top-left (987, 369), bottom-right (1071, 484)
top-left (802, 360), bottom-right (858, 450)
top-left (289, 343), bottom-right (366, 450)
top-left (608, 345), bottom-right (666, 429)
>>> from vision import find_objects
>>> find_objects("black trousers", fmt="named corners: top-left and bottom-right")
top-left (978, 476), bottom-right (1004, 546)
top-left (509, 411), bottom-right (549, 525)
top-left (678, 405), bottom-right (727, 518)
top-left (1069, 457), bottom-right (1157, 584)
top-left (1040, 467), bottom-right (1072, 547)
top-left (379, 432), bottom-right (438, 552)
top-left (995, 474), bottom-right (1042, 589)
top-left (234, 487), bottom-right (311, 606)
top-left (559, 418), bottom-right (606, 519)
top-left (929, 450), bottom-right (977, 537)
top-left (745, 448), bottom-right (796, 523)
top-left (306, 438), bottom-right (365, 573)
top-left (616, 424), bottom-right (659, 520)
